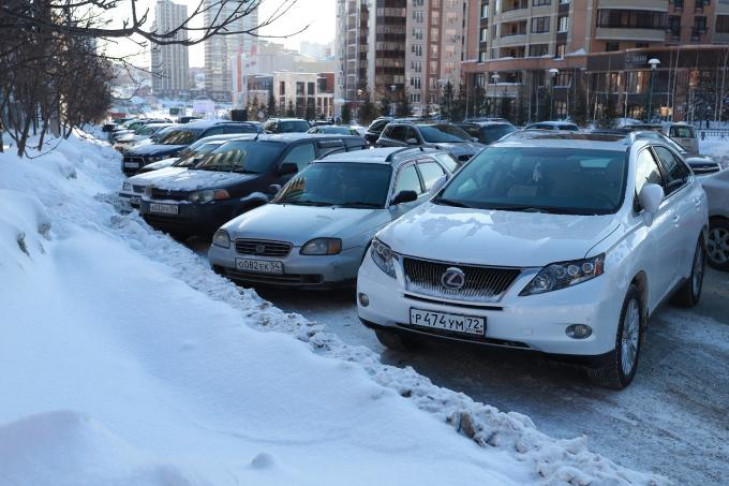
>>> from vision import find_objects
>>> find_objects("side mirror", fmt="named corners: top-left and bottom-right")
top-left (268, 184), bottom-right (282, 195)
top-left (406, 138), bottom-right (419, 145)
top-left (277, 162), bottom-right (298, 176)
top-left (638, 183), bottom-right (664, 225)
top-left (390, 190), bottom-right (418, 206)
top-left (472, 137), bottom-right (479, 143)
top-left (429, 175), bottom-right (448, 196)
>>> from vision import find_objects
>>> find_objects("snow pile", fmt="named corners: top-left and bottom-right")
top-left (0, 130), bottom-right (666, 486)
top-left (700, 138), bottom-right (729, 167)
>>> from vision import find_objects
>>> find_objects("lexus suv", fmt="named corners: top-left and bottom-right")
top-left (357, 131), bottom-right (708, 389)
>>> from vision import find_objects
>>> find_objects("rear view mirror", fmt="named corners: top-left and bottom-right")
top-left (638, 183), bottom-right (664, 225)
top-left (390, 190), bottom-right (418, 206)
top-left (277, 162), bottom-right (298, 176)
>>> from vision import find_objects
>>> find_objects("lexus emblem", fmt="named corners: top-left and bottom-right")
top-left (441, 267), bottom-right (466, 290)
top-left (254, 244), bottom-right (266, 254)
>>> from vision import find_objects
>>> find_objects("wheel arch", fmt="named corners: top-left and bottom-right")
top-left (630, 271), bottom-right (649, 326)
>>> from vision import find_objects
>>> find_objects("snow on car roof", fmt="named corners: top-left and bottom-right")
top-left (317, 146), bottom-right (443, 166)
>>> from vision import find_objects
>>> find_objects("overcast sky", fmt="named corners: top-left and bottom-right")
top-left (113, 0), bottom-right (335, 67)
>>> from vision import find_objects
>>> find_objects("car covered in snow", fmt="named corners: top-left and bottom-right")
top-left (138, 134), bottom-right (367, 238)
top-left (208, 147), bottom-right (455, 288)
top-left (357, 131), bottom-right (708, 389)
top-left (121, 120), bottom-right (261, 176)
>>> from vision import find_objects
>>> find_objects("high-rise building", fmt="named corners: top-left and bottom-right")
top-left (150, 0), bottom-right (190, 96)
top-left (336, 0), bottom-right (370, 106)
top-left (463, 0), bottom-right (729, 122)
top-left (204, 0), bottom-right (259, 101)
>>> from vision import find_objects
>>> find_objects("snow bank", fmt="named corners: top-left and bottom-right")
top-left (0, 129), bottom-right (666, 486)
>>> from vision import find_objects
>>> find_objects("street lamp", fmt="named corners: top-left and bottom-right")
top-left (647, 58), bottom-right (661, 122)
top-left (548, 68), bottom-right (559, 120)
top-left (491, 73), bottom-right (500, 116)
top-left (356, 88), bottom-right (363, 122)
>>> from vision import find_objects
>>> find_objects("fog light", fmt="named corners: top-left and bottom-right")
top-left (566, 324), bottom-right (592, 339)
top-left (358, 293), bottom-right (370, 307)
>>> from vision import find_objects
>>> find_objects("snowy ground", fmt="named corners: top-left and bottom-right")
top-left (0, 132), bottom-right (665, 485)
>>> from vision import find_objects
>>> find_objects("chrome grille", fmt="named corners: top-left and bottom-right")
top-left (149, 187), bottom-right (189, 201)
top-left (235, 239), bottom-right (292, 257)
top-left (403, 257), bottom-right (520, 303)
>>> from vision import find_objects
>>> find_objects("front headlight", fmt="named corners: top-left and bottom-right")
top-left (300, 238), bottom-right (342, 255)
top-left (520, 254), bottom-right (605, 296)
top-left (189, 189), bottom-right (230, 203)
top-left (212, 229), bottom-right (231, 248)
top-left (370, 238), bottom-right (398, 279)
top-left (122, 181), bottom-right (131, 191)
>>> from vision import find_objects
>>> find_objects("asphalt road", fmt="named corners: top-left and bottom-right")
top-left (255, 269), bottom-right (729, 485)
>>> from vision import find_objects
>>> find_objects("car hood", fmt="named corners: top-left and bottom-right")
top-left (378, 203), bottom-right (620, 267)
top-left (127, 144), bottom-right (186, 157)
top-left (147, 169), bottom-right (257, 192)
top-left (143, 158), bottom-right (178, 171)
top-left (223, 203), bottom-right (391, 249)
top-left (128, 167), bottom-right (187, 184)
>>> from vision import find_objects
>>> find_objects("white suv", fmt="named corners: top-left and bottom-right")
top-left (357, 132), bottom-right (708, 389)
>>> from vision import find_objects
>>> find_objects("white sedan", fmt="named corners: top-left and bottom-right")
top-left (357, 132), bottom-right (708, 389)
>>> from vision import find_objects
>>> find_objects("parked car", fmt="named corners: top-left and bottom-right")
top-left (121, 120), bottom-right (261, 176)
top-left (377, 120), bottom-right (485, 164)
top-left (357, 131), bottom-right (707, 389)
top-left (696, 164), bottom-right (729, 270)
top-left (364, 117), bottom-right (393, 146)
top-left (456, 120), bottom-right (517, 145)
top-left (623, 123), bottom-right (699, 156)
top-left (307, 125), bottom-right (362, 136)
top-left (119, 135), bottom-right (253, 208)
top-left (138, 134), bottom-right (367, 238)
top-left (263, 118), bottom-right (311, 134)
top-left (208, 147), bottom-right (455, 288)
top-left (114, 123), bottom-right (174, 151)
top-left (525, 121), bottom-right (580, 131)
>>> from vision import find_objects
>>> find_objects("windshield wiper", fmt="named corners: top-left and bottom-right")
top-left (285, 200), bottom-right (334, 207)
top-left (435, 197), bottom-right (475, 208)
top-left (339, 201), bottom-right (381, 208)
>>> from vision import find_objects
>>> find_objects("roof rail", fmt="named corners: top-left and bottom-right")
top-left (318, 144), bottom-right (368, 158)
top-left (385, 146), bottom-right (416, 162)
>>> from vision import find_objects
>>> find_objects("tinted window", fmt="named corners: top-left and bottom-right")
top-left (369, 119), bottom-right (390, 132)
top-left (225, 124), bottom-right (258, 134)
top-left (385, 125), bottom-right (407, 141)
top-left (419, 125), bottom-right (471, 143)
top-left (317, 139), bottom-right (345, 157)
top-left (670, 126), bottom-right (695, 138)
top-left (158, 129), bottom-right (200, 145)
top-left (418, 160), bottom-right (446, 190)
top-left (437, 147), bottom-right (627, 214)
top-left (394, 164), bottom-right (423, 194)
top-left (283, 143), bottom-right (317, 170)
top-left (652, 146), bottom-right (690, 195)
top-left (194, 141), bottom-right (285, 174)
top-left (279, 120), bottom-right (310, 133)
top-left (635, 149), bottom-right (665, 197)
top-left (478, 124), bottom-right (516, 144)
top-left (273, 163), bottom-right (392, 208)
top-left (202, 127), bottom-right (225, 137)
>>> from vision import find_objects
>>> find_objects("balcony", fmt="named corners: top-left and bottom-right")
top-left (598, 0), bottom-right (668, 11)
top-left (595, 27), bottom-right (666, 42)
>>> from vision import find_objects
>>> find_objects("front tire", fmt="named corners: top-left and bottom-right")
top-left (706, 219), bottom-right (729, 271)
top-left (672, 237), bottom-right (705, 308)
top-left (374, 328), bottom-right (420, 352)
top-left (589, 284), bottom-right (643, 390)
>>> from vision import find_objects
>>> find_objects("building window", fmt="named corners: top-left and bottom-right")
top-left (717, 15), bottom-right (729, 33)
top-left (480, 28), bottom-right (489, 42)
top-left (596, 10), bottom-right (668, 29)
top-left (531, 16), bottom-right (550, 33)
top-left (635, 42), bottom-right (649, 48)
top-left (279, 81), bottom-right (285, 96)
top-left (668, 15), bottom-right (681, 36)
top-left (412, 28), bottom-right (423, 40)
top-left (529, 44), bottom-right (549, 56)
top-left (694, 16), bottom-right (707, 33)
top-left (413, 10), bottom-right (424, 22)
top-left (555, 43), bottom-right (566, 58)
top-left (479, 51), bottom-right (489, 62)
top-left (558, 15), bottom-right (569, 32)
top-left (481, 2), bottom-right (489, 18)
top-left (695, 0), bottom-right (707, 13)
top-left (411, 60), bottom-right (422, 72)
top-left (307, 82), bottom-right (315, 96)
top-left (605, 42), bottom-right (620, 51)
top-left (412, 44), bottom-right (423, 56)
top-left (672, 0), bottom-right (683, 11)
top-left (533, 0), bottom-right (551, 5)
top-left (296, 82), bottom-right (305, 96)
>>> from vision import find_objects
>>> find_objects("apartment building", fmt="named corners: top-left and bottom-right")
top-left (150, 0), bottom-right (190, 96)
top-left (203, 0), bottom-right (258, 101)
top-left (274, 72), bottom-right (336, 119)
top-left (463, 0), bottom-right (729, 121)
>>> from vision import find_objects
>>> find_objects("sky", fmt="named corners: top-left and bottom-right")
top-left (114, 0), bottom-right (336, 67)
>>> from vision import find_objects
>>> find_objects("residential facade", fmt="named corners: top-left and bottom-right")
top-left (204, 0), bottom-right (259, 101)
top-left (274, 72), bottom-right (336, 119)
top-left (150, 0), bottom-right (190, 96)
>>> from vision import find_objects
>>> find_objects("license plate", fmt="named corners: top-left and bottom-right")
top-left (130, 195), bottom-right (141, 206)
top-left (124, 162), bottom-right (139, 169)
top-left (149, 203), bottom-right (179, 215)
top-left (236, 258), bottom-right (284, 275)
top-left (409, 308), bottom-right (485, 336)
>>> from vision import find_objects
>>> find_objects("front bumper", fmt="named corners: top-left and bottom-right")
top-left (356, 251), bottom-right (624, 357)
top-left (209, 242), bottom-right (364, 288)
top-left (139, 199), bottom-right (239, 237)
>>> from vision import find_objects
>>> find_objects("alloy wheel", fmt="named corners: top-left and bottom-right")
top-left (707, 226), bottom-right (729, 266)
top-left (621, 298), bottom-right (641, 377)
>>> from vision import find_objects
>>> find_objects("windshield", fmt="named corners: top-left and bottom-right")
top-left (193, 141), bottom-right (285, 174)
top-left (174, 142), bottom-right (226, 168)
top-left (279, 120), bottom-right (311, 133)
top-left (419, 125), bottom-right (471, 143)
top-left (158, 129), bottom-right (200, 146)
top-left (150, 126), bottom-right (176, 143)
top-left (436, 147), bottom-right (627, 215)
top-left (478, 124), bottom-right (516, 144)
top-left (273, 162), bottom-right (392, 208)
